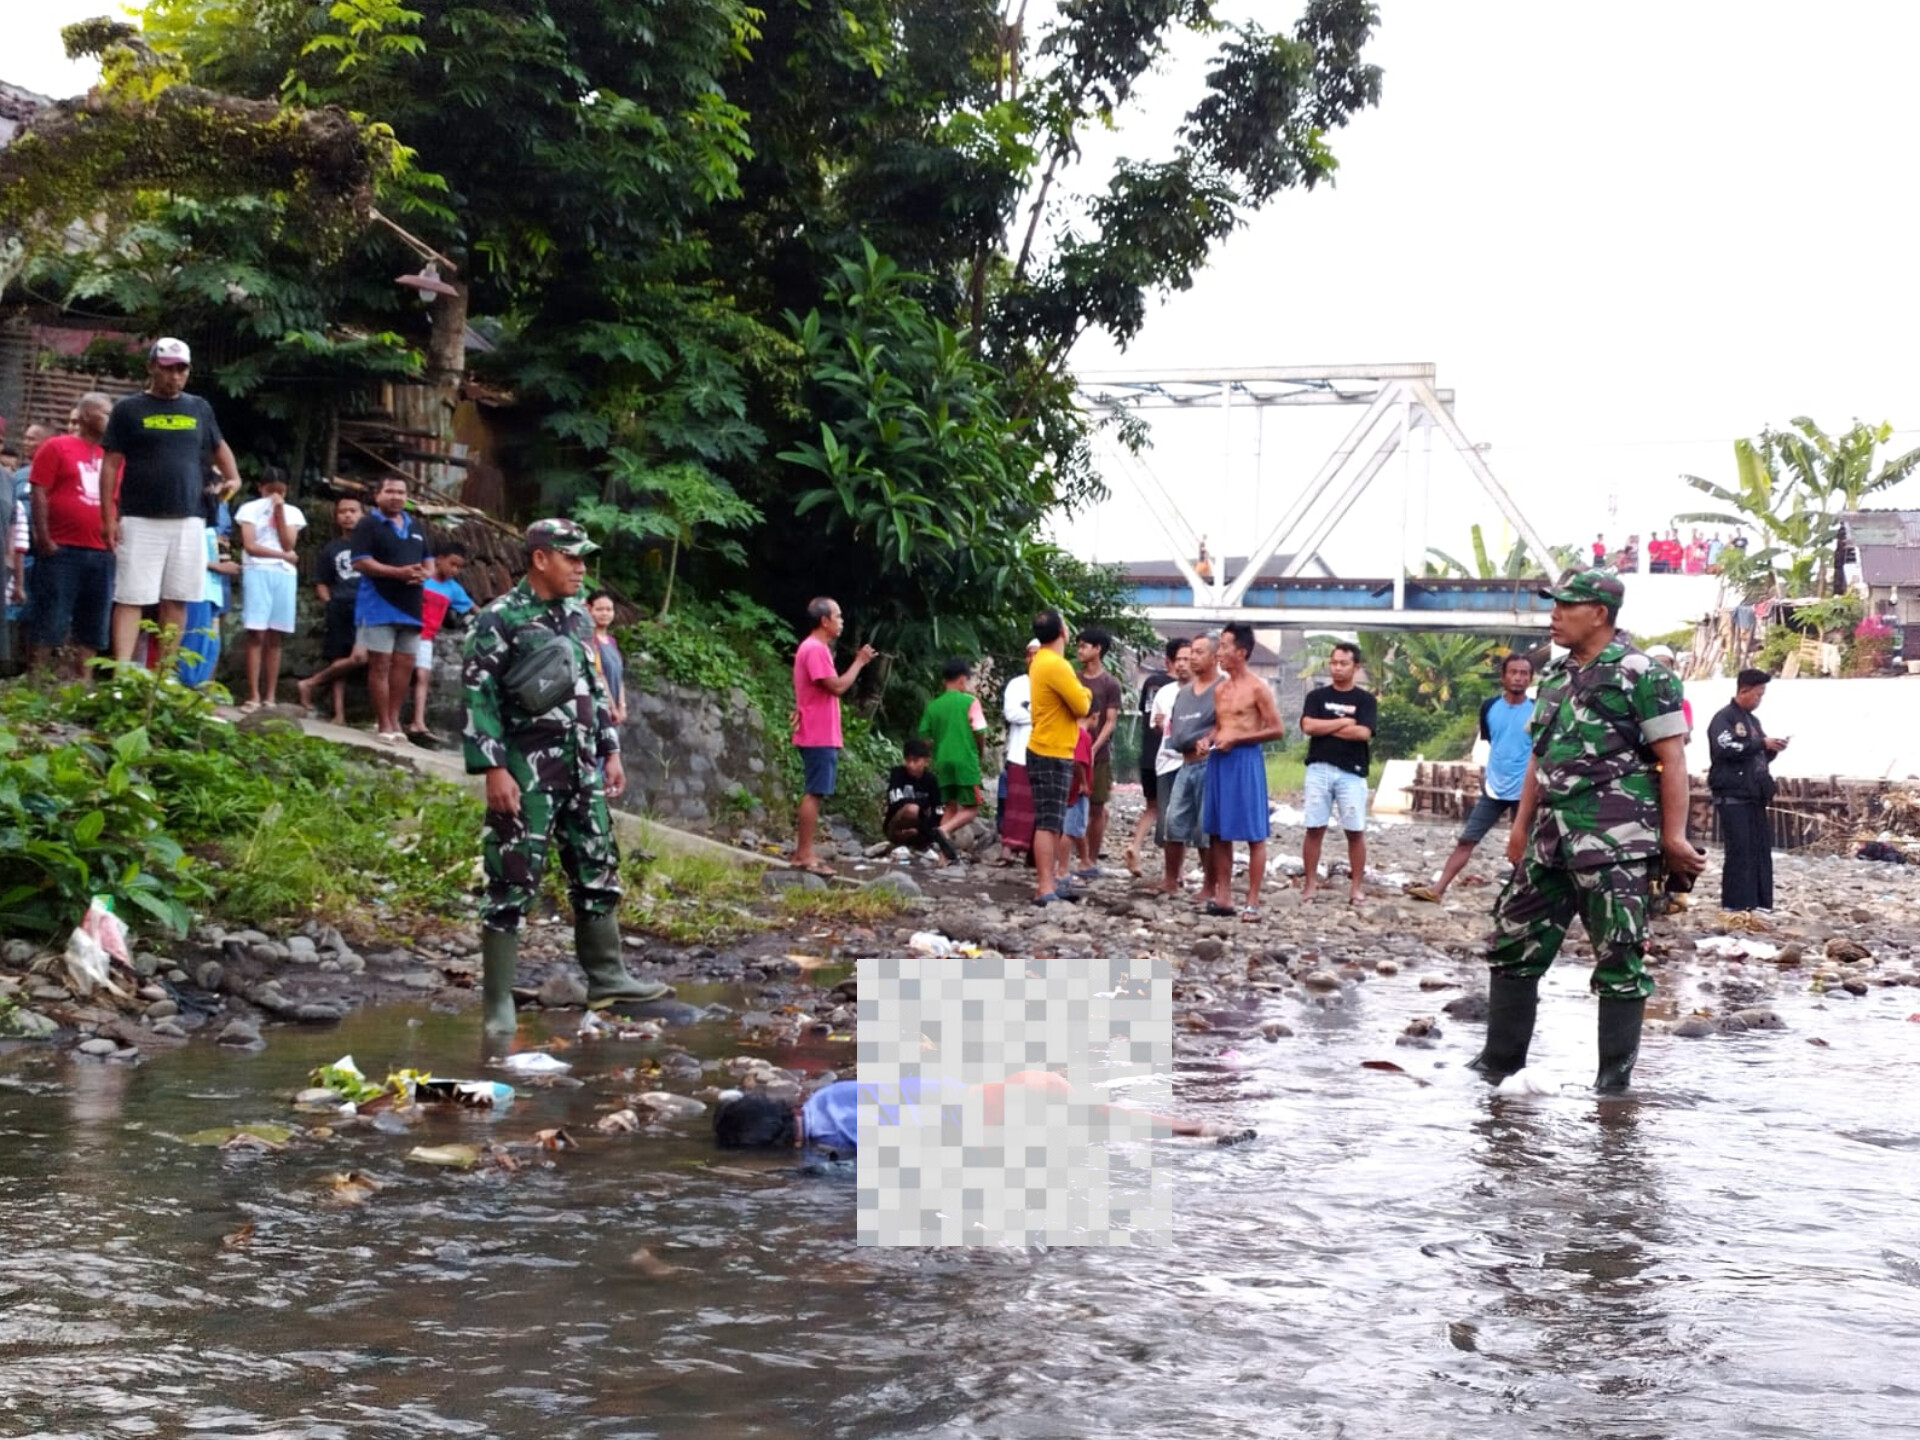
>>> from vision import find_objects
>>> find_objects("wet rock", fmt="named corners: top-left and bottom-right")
top-left (217, 1019), bottom-right (264, 1047)
top-left (538, 974), bottom-right (589, 1008)
top-left (1417, 975), bottom-right (1459, 991)
top-left (195, 961), bottom-right (225, 992)
top-left (1442, 992), bottom-right (1490, 1022)
top-left (1774, 943), bottom-right (1806, 966)
top-left (763, 868), bottom-right (828, 892)
top-left (2, 939), bottom-right (36, 965)
top-left (151, 1020), bottom-right (188, 1040)
top-left (29, 983), bottom-right (70, 1004)
top-left (132, 953), bottom-right (162, 978)
top-left (1826, 937), bottom-right (1872, 963)
top-left (1841, 978), bottom-right (1869, 996)
top-left (1403, 1016), bottom-right (1443, 1039)
top-left (251, 942), bottom-right (284, 964)
top-left (165, 967), bottom-right (189, 985)
top-left (77, 1037), bottom-right (118, 1057)
top-left (2, 1009), bottom-right (58, 1039)
top-left (866, 872), bottom-right (922, 899)
top-left (145, 999), bottom-right (178, 1020)
top-left (286, 935), bottom-right (319, 963)
top-left (1672, 1016), bottom-right (1717, 1039)
top-left (1300, 969), bottom-right (1341, 992)
top-left (1259, 1020), bottom-right (1293, 1040)
top-left (610, 998), bottom-right (704, 1026)
top-left (1375, 959), bottom-right (1401, 976)
top-left (1730, 1006), bottom-right (1785, 1030)
top-left (1191, 938), bottom-right (1227, 964)
top-left (296, 1002), bottom-right (345, 1023)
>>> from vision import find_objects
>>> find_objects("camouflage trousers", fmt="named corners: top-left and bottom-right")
top-left (481, 785), bottom-right (621, 932)
top-left (1487, 857), bottom-right (1656, 1000)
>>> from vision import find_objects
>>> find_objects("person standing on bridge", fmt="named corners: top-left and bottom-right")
top-left (1470, 570), bottom-right (1704, 1092)
top-left (1707, 669), bottom-right (1784, 912)
top-left (464, 519), bottom-right (669, 1036)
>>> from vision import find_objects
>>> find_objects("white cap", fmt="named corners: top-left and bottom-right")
top-left (1025, 638), bottom-right (1041, 652)
top-left (1646, 644), bottom-right (1676, 662)
top-left (150, 337), bottom-right (192, 365)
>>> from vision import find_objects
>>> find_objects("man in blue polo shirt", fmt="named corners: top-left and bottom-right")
top-left (349, 473), bottom-right (430, 742)
top-left (1409, 652), bottom-right (1536, 904)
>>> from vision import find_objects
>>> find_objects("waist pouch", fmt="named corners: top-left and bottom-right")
top-left (502, 632), bottom-right (579, 716)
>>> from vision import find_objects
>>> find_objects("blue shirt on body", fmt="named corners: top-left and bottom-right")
top-left (799, 1076), bottom-right (968, 1154)
top-left (1480, 693), bottom-right (1536, 802)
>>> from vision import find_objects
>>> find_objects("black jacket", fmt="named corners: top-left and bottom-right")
top-left (1707, 700), bottom-right (1774, 803)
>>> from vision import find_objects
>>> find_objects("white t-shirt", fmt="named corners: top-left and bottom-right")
top-left (1150, 680), bottom-right (1184, 776)
top-left (234, 497), bottom-right (307, 573)
top-left (1003, 675), bottom-right (1033, 767)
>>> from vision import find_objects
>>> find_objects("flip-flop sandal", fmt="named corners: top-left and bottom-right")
top-left (1238, 906), bottom-right (1262, 922)
top-left (798, 862), bottom-right (837, 879)
top-left (1203, 901), bottom-right (1236, 917)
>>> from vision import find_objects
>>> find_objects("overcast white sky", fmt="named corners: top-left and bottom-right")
top-left (7, 2), bottom-right (1918, 575)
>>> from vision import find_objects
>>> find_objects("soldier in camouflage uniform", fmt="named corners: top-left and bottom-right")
top-left (1469, 570), bottom-right (1704, 1091)
top-left (463, 518), bottom-right (668, 1035)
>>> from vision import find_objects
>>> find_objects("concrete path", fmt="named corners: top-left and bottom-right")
top-left (280, 713), bottom-right (785, 871)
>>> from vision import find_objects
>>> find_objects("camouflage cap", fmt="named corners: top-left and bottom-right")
top-left (1540, 568), bottom-right (1625, 607)
top-left (524, 518), bottom-right (599, 556)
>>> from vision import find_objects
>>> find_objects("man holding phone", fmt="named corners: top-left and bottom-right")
top-left (1707, 668), bottom-right (1785, 912)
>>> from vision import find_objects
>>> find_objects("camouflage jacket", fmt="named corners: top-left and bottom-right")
top-left (1527, 636), bottom-right (1688, 869)
top-left (462, 580), bottom-right (617, 792)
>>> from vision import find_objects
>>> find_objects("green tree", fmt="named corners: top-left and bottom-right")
top-left (1424, 524), bottom-right (1581, 579)
top-left (1679, 417), bottom-right (1920, 596)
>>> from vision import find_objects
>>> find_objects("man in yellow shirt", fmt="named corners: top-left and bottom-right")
top-left (1025, 609), bottom-right (1092, 905)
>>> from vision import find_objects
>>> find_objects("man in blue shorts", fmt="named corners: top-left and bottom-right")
top-left (791, 597), bottom-right (877, 876)
top-left (1201, 622), bottom-right (1283, 918)
top-left (1299, 640), bottom-right (1376, 904)
top-left (1409, 653), bottom-right (1534, 904)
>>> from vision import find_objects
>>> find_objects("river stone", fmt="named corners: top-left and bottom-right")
top-left (763, 868), bottom-right (827, 892)
top-left (218, 1018), bottom-right (264, 1047)
top-left (1375, 959), bottom-right (1401, 976)
top-left (296, 1002), bottom-right (345, 1023)
top-left (538, 974), bottom-right (589, 1008)
top-left (77, 1037), bottom-right (118, 1057)
top-left (132, 953), bottom-right (162, 978)
top-left (286, 935), bottom-right (320, 962)
top-left (1442, 992), bottom-right (1489, 1022)
top-left (1259, 1019), bottom-right (1293, 1040)
top-left (166, 968), bottom-right (189, 985)
top-left (195, 961), bottom-right (224, 992)
top-left (1300, 970), bottom-right (1341, 992)
top-left (1672, 1016), bottom-right (1717, 1038)
top-left (151, 1020), bottom-right (188, 1039)
top-left (145, 999), bottom-right (178, 1020)
top-left (866, 872), bottom-right (922, 899)
top-left (1826, 937), bottom-right (1872, 962)
top-left (1191, 938), bottom-right (1227, 964)
top-left (2, 940), bottom-right (36, 965)
top-left (1731, 1006), bottom-right (1785, 1030)
top-left (3, 1009), bottom-right (58, 1039)
top-left (396, 970), bottom-right (440, 991)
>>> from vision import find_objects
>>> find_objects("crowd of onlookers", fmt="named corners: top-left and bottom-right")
top-left (1590, 528), bottom-right (1746, 576)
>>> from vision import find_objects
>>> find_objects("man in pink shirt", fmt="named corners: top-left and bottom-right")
top-left (791, 596), bottom-right (876, 876)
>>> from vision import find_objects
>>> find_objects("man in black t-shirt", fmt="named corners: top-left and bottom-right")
top-left (100, 338), bottom-right (242, 661)
top-left (296, 494), bottom-right (369, 723)
top-left (1298, 641), bottom-right (1378, 903)
top-left (1074, 625), bottom-right (1123, 875)
top-left (350, 475), bottom-right (431, 742)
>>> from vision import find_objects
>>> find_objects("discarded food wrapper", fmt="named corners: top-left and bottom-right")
top-left (412, 1078), bottom-right (515, 1109)
top-left (497, 1051), bottom-right (573, 1075)
top-left (407, 1143), bottom-right (480, 1169)
top-left (907, 931), bottom-right (955, 957)
top-left (64, 895), bottom-right (132, 999)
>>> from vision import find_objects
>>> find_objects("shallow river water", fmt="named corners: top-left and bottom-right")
top-left (2, 962), bottom-right (1917, 1440)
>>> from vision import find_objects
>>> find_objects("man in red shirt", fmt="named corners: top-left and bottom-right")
top-left (26, 392), bottom-right (115, 676)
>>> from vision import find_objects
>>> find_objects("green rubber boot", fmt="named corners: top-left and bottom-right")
top-left (480, 927), bottom-right (520, 1037)
top-left (576, 910), bottom-right (670, 1003)
top-left (1594, 996), bottom-right (1646, 1092)
top-left (1466, 969), bottom-right (1540, 1081)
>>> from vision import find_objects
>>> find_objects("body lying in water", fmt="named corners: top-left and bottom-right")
top-left (713, 1069), bottom-right (1254, 1154)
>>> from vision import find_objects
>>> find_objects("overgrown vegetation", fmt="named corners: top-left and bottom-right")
top-left (0, 666), bottom-right (481, 939)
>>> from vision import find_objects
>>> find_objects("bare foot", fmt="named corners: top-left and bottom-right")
top-left (294, 678), bottom-right (315, 712)
top-left (1299, 885), bottom-right (1318, 903)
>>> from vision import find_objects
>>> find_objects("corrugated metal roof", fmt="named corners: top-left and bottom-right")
top-left (1842, 509), bottom-right (1920, 547)
top-left (1855, 545), bottom-right (1920, 586)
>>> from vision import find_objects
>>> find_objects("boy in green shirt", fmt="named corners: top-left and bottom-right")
top-left (916, 657), bottom-right (989, 844)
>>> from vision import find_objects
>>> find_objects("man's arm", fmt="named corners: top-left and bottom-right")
top-left (239, 519), bottom-right (279, 560)
top-left (1651, 734), bottom-right (1706, 878)
top-left (28, 484), bottom-right (53, 557)
top-left (460, 615), bottom-right (524, 814)
top-left (1709, 709), bottom-right (1756, 757)
top-left (1088, 679), bottom-right (1117, 753)
top-left (99, 453), bottom-right (123, 548)
top-left (1504, 757), bottom-right (1540, 867)
top-left (818, 645), bottom-right (876, 696)
top-left (211, 438), bottom-right (242, 493)
top-left (1339, 692), bottom-right (1376, 742)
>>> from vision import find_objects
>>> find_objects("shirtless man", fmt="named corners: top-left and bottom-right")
top-left (1201, 622), bottom-right (1284, 918)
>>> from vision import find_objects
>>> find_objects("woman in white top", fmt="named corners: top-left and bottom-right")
top-left (995, 639), bottom-right (1040, 859)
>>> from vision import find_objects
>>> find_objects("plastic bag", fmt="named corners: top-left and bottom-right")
top-left (64, 896), bottom-right (132, 999)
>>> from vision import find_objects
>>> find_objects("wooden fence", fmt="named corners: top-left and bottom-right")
top-left (1407, 762), bottom-right (1894, 852)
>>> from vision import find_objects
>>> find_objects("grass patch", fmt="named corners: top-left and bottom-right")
top-left (778, 885), bottom-right (911, 925)
top-left (1264, 747), bottom-right (1385, 798)
top-left (619, 851), bottom-right (768, 945)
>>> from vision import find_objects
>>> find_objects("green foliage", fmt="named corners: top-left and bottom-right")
top-left (1370, 696), bottom-right (1441, 760)
top-left (577, 452), bottom-right (762, 618)
top-left (1679, 417), bottom-right (1920, 597)
top-left (0, 720), bottom-right (204, 940)
top-left (1424, 524), bottom-right (1579, 579)
top-left (0, 670), bottom-right (481, 937)
top-left (619, 851), bottom-right (765, 945)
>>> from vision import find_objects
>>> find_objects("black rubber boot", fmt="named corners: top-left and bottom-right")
top-left (1466, 970), bottom-right (1540, 1080)
top-left (481, 927), bottom-right (520, 1037)
top-left (576, 911), bottom-right (670, 1003)
top-left (1594, 996), bottom-right (1646, 1092)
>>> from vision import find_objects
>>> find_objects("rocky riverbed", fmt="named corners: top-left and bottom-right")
top-left (6, 785), bottom-right (1918, 1078)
